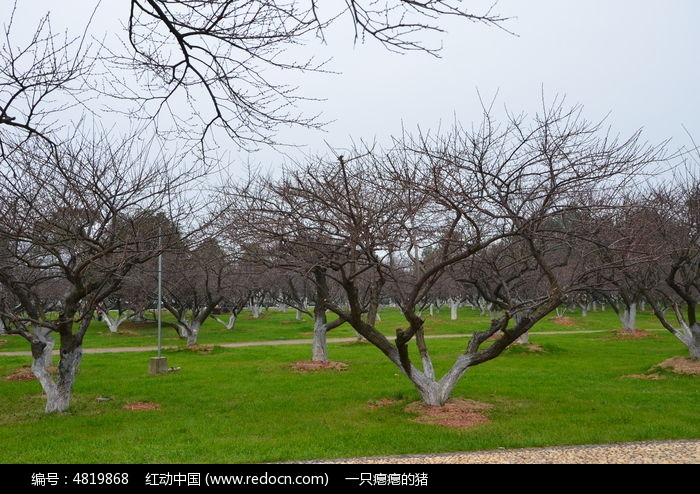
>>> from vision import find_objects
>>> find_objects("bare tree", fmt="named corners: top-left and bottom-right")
top-left (586, 202), bottom-right (651, 332)
top-left (227, 182), bottom-right (353, 362)
top-left (160, 236), bottom-right (231, 345)
top-left (0, 128), bottom-right (205, 413)
top-left (639, 167), bottom-right (700, 359)
top-left (230, 101), bottom-right (663, 406)
top-left (103, 1), bottom-right (510, 151)
top-left (0, 3), bottom-right (95, 158)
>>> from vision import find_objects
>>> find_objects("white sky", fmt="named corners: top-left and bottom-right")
top-left (5, 1), bottom-right (700, 173)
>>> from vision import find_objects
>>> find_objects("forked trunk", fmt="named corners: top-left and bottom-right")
top-left (212, 314), bottom-right (236, 330)
top-left (31, 337), bottom-right (82, 413)
top-left (409, 355), bottom-right (474, 406)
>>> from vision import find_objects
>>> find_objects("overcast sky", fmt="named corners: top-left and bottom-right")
top-left (5, 1), bottom-right (699, 172)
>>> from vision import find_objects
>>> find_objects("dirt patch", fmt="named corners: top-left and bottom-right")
top-left (290, 360), bottom-right (349, 372)
top-left (113, 329), bottom-right (140, 336)
top-left (405, 398), bottom-right (493, 429)
top-left (121, 322), bottom-right (155, 330)
top-left (0, 340), bottom-right (7, 346)
top-left (551, 317), bottom-right (577, 326)
top-left (123, 401), bottom-right (161, 411)
top-left (5, 366), bottom-right (36, 381)
top-left (514, 343), bottom-right (545, 352)
top-left (655, 356), bottom-right (700, 376)
top-left (185, 344), bottom-right (214, 354)
top-left (5, 365), bottom-right (57, 381)
top-left (621, 373), bottom-right (665, 380)
top-left (367, 398), bottom-right (401, 408)
top-left (615, 329), bottom-right (650, 338)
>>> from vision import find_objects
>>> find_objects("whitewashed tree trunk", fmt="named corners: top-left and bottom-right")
top-left (429, 304), bottom-right (435, 316)
top-left (278, 303), bottom-right (288, 312)
top-left (132, 310), bottom-right (147, 323)
top-left (35, 326), bottom-right (54, 369)
top-left (640, 300), bottom-right (646, 311)
top-left (295, 309), bottom-right (303, 321)
top-left (312, 315), bottom-right (328, 362)
top-left (515, 332), bottom-right (529, 344)
top-left (450, 299), bottom-right (459, 320)
top-left (687, 323), bottom-right (700, 361)
top-left (619, 303), bottom-right (637, 331)
top-left (375, 312), bottom-right (381, 322)
top-left (251, 304), bottom-right (261, 319)
top-left (601, 302), bottom-right (606, 311)
top-left (31, 338), bottom-right (82, 413)
top-left (186, 320), bottom-right (201, 345)
top-left (514, 313), bottom-right (529, 344)
top-left (668, 306), bottom-right (700, 360)
top-left (579, 303), bottom-right (588, 318)
top-left (478, 298), bottom-right (488, 316)
top-left (407, 354), bottom-right (474, 406)
top-left (0, 319), bottom-right (5, 334)
top-left (212, 313), bottom-right (236, 330)
top-left (592, 300), bottom-right (598, 312)
top-left (172, 319), bottom-right (200, 345)
top-left (100, 311), bottom-right (131, 333)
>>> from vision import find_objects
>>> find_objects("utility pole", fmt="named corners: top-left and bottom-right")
top-left (149, 226), bottom-right (168, 374)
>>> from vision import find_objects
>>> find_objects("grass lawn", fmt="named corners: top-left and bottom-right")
top-left (0, 305), bottom-right (665, 353)
top-left (0, 327), bottom-right (697, 464)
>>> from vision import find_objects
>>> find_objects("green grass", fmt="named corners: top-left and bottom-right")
top-left (0, 305), bottom-right (664, 353)
top-left (0, 328), bottom-right (696, 463)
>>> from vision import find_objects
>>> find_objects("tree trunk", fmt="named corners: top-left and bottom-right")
top-left (450, 300), bottom-right (458, 321)
top-left (619, 303), bottom-right (637, 332)
top-left (677, 322), bottom-right (700, 361)
top-left (212, 314), bottom-right (236, 330)
top-left (251, 304), bottom-right (261, 319)
top-left (408, 354), bottom-right (474, 406)
top-left (31, 336), bottom-right (82, 413)
top-left (688, 327), bottom-right (700, 360)
top-left (514, 313), bottom-right (529, 344)
top-left (592, 301), bottom-right (598, 312)
top-left (688, 324), bottom-right (700, 361)
top-left (295, 309), bottom-right (303, 321)
top-left (312, 316), bottom-right (328, 362)
top-left (515, 332), bottom-right (530, 344)
top-left (429, 304), bottom-right (435, 316)
top-left (579, 304), bottom-right (588, 318)
top-left (35, 326), bottom-right (54, 369)
top-left (101, 311), bottom-right (130, 333)
top-left (186, 320), bottom-right (201, 345)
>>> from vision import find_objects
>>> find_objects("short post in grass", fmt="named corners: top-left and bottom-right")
top-left (149, 229), bottom-right (168, 375)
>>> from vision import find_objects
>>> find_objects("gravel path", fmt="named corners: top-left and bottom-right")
top-left (308, 440), bottom-right (700, 464)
